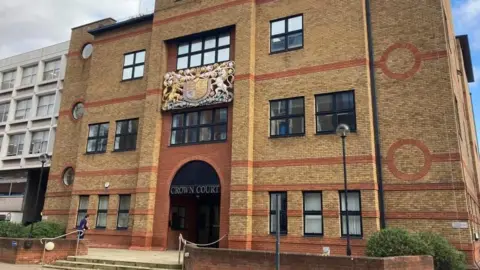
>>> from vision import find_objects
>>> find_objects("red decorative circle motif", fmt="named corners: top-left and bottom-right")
top-left (386, 139), bottom-right (432, 181)
top-left (378, 43), bottom-right (422, 80)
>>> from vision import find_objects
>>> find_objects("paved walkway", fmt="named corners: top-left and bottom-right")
top-left (0, 263), bottom-right (40, 270)
top-left (77, 248), bottom-right (182, 264)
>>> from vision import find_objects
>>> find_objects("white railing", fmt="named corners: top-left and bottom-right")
top-left (177, 233), bottom-right (228, 266)
top-left (39, 230), bottom-right (84, 268)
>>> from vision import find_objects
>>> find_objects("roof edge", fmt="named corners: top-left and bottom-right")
top-left (456, 35), bottom-right (475, 83)
top-left (88, 14), bottom-right (154, 35)
top-left (72, 18), bottom-right (116, 30)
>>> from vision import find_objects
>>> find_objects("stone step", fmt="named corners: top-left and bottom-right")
top-left (43, 265), bottom-right (93, 270)
top-left (53, 260), bottom-right (176, 270)
top-left (66, 256), bottom-right (182, 269)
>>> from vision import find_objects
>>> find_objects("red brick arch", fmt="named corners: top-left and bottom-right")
top-left (386, 139), bottom-right (432, 181)
top-left (378, 43), bottom-right (422, 80)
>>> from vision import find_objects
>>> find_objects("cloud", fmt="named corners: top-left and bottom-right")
top-left (453, 0), bottom-right (480, 50)
top-left (0, 0), bottom-right (155, 59)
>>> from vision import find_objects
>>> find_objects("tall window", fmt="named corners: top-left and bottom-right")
top-left (270, 97), bottom-right (304, 137)
top-left (21, 66), bottom-right (37, 85)
top-left (86, 123), bottom-right (109, 154)
top-left (30, 130), bottom-right (49, 154)
top-left (171, 108), bottom-right (227, 145)
top-left (0, 103), bottom-right (9, 122)
top-left (114, 119), bottom-right (138, 151)
top-left (339, 191), bottom-right (362, 237)
top-left (270, 192), bottom-right (287, 235)
top-left (1, 70), bottom-right (16, 90)
top-left (7, 134), bottom-right (25, 156)
top-left (0, 182), bottom-right (26, 196)
top-left (316, 91), bottom-right (356, 134)
top-left (96, 195), bottom-right (109, 229)
top-left (270, 15), bottom-right (303, 53)
top-left (171, 206), bottom-right (186, 230)
top-left (117, 195), bottom-right (131, 229)
top-left (43, 59), bottom-right (61, 81)
top-left (76, 196), bottom-right (89, 227)
top-left (303, 192), bottom-right (323, 236)
top-left (36, 94), bottom-right (55, 117)
top-left (122, 50), bottom-right (145, 80)
top-left (15, 99), bottom-right (31, 120)
top-left (176, 32), bottom-right (230, 70)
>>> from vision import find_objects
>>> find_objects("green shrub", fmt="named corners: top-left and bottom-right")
top-left (366, 228), bottom-right (432, 257)
top-left (0, 221), bottom-right (28, 238)
top-left (0, 221), bottom-right (65, 239)
top-left (417, 232), bottom-right (466, 270)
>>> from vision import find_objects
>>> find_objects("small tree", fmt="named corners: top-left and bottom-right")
top-left (366, 228), bottom-right (432, 257)
top-left (417, 232), bottom-right (466, 270)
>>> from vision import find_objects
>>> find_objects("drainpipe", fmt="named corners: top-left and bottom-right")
top-left (365, 0), bottom-right (386, 229)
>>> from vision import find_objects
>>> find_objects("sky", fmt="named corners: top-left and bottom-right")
top-left (0, 0), bottom-right (478, 134)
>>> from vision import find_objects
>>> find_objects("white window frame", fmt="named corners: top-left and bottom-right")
top-left (7, 134), bottom-right (25, 156)
top-left (1, 70), bottom-right (16, 90)
top-left (43, 59), bottom-right (61, 81)
top-left (21, 66), bottom-right (37, 85)
top-left (15, 99), bottom-right (31, 120)
top-left (36, 94), bottom-right (55, 117)
top-left (0, 103), bottom-right (9, 122)
top-left (30, 130), bottom-right (49, 154)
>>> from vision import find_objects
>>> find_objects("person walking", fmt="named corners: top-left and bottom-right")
top-left (78, 214), bottom-right (89, 239)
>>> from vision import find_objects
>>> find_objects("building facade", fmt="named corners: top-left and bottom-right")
top-left (43, 0), bottom-right (480, 265)
top-left (0, 41), bottom-right (68, 223)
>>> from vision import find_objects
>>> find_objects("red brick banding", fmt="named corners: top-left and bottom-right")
top-left (230, 183), bottom-right (377, 192)
top-left (378, 43), bottom-right (422, 80)
top-left (386, 139), bottom-right (432, 181)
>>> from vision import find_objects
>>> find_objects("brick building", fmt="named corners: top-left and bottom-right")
top-left (43, 0), bottom-right (480, 266)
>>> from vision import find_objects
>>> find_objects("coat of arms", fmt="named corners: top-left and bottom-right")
top-left (183, 79), bottom-right (209, 102)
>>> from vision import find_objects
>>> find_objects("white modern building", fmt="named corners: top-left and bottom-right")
top-left (0, 41), bottom-right (68, 223)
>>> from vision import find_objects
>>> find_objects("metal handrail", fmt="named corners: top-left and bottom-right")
top-left (40, 230), bottom-right (84, 268)
top-left (177, 233), bottom-right (228, 267)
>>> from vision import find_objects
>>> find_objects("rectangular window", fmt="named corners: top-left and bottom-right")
top-left (7, 134), bottom-right (25, 156)
top-left (176, 32), bottom-right (231, 70)
top-left (21, 66), bottom-right (37, 85)
top-left (171, 108), bottom-right (227, 145)
top-left (86, 123), bottom-right (109, 154)
top-left (316, 91), bottom-right (356, 134)
top-left (270, 192), bottom-right (287, 235)
top-left (15, 99), bottom-right (31, 120)
top-left (1, 70), bottom-right (16, 90)
top-left (30, 130), bottom-right (49, 154)
top-left (114, 119), bottom-right (138, 151)
top-left (122, 50), bottom-right (145, 80)
top-left (0, 182), bottom-right (26, 196)
top-left (96, 195), bottom-right (109, 229)
top-left (43, 59), bottom-right (61, 81)
top-left (339, 191), bottom-right (362, 237)
top-left (0, 103), bottom-right (9, 122)
top-left (270, 15), bottom-right (303, 53)
top-left (36, 95), bottom-right (55, 117)
top-left (117, 195), bottom-right (131, 229)
top-left (303, 192), bottom-right (323, 236)
top-left (76, 195), bottom-right (89, 227)
top-left (270, 97), bottom-right (305, 137)
top-left (171, 206), bottom-right (186, 230)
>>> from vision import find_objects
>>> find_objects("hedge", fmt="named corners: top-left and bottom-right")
top-left (0, 221), bottom-right (65, 239)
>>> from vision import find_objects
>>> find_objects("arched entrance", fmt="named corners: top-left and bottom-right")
top-left (168, 161), bottom-right (220, 248)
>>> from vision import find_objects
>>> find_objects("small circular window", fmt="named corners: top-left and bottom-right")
top-left (62, 167), bottom-right (75, 186)
top-left (81, 44), bottom-right (93, 59)
top-left (72, 102), bottom-right (85, 120)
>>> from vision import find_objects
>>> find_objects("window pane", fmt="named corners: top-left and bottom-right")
top-left (177, 56), bottom-right (188, 70)
top-left (218, 34), bottom-right (230, 46)
top-left (270, 100), bottom-right (286, 117)
top-left (171, 130), bottom-right (184, 145)
top-left (185, 128), bottom-right (198, 143)
top-left (287, 32), bottom-right (303, 49)
top-left (77, 213), bottom-right (86, 227)
top-left (133, 65), bottom-right (144, 78)
top-left (122, 68), bottom-right (133, 80)
top-left (79, 196), bottom-right (89, 209)
top-left (203, 51), bottom-right (215, 65)
top-left (99, 124), bottom-right (109, 136)
top-left (97, 138), bottom-right (107, 152)
top-left (336, 92), bottom-right (354, 111)
top-left (271, 119), bottom-right (288, 136)
top-left (270, 214), bottom-right (276, 233)
top-left (271, 36), bottom-right (286, 52)
top-left (337, 112), bottom-right (356, 131)
top-left (342, 215), bottom-right (362, 235)
top-left (340, 192), bottom-right (360, 211)
top-left (172, 114), bottom-right (184, 128)
top-left (186, 112), bottom-right (198, 126)
top-left (129, 119), bottom-right (138, 133)
top-left (288, 16), bottom-right (302, 32)
top-left (316, 95), bottom-right (333, 112)
top-left (124, 54), bottom-right (134, 66)
top-left (200, 110), bottom-right (212, 124)
top-left (116, 121), bottom-right (125, 135)
top-left (305, 215), bottom-right (322, 234)
top-left (217, 48), bottom-right (230, 62)
top-left (213, 125), bottom-right (227, 141)
top-left (97, 213), bottom-right (107, 227)
top-left (317, 115), bottom-right (334, 133)
top-left (191, 40), bottom-right (202, 52)
top-left (204, 37), bottom-right (216, 49)
top-left (87, 139), bottom-right (97, 152)
top-left (190, 53), bottom-right (202, 67)
top-left (288, 98), bottom-right (304, 115)
top-left (88, 125), bottom-right (99, 137)
top-left (199, 127), bottom-right (212, 142)
top-left (117, 213), bottom-right (129, 228)
top-left (271, 20), bottom-right (285, 35)
top-left (98, 196), bottom-right (108, 210)
top-left (178, 43), bottom-right (189, 55)
top-left (135, 51), bottom-right (145, 64)
top-left (305, 193), bottom-right (321, 211)
top-left (214, 108), bottom-right (227, 123)
top-left (289, 117), bottom-right (304, 134)
top-left (119, 196), bottom-right (131, 210)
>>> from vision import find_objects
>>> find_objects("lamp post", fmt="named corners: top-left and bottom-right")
top-left (29, 153), bottom-right (50, 238)
top-left (336, 124), bottom-right (351, 256)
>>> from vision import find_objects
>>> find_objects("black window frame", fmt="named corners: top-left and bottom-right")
top-left (315, 90), bottom-right (356, 134)
top-left (76, 195), bottom-right (89, 227)
top-left (122, 50), bottom-right (146, 81)
top-left (269, 97), bottom-right (305, 138)
top-left (270, 14), bottom-right (304, 54)
top-left (339, 190), bottom-right (363, 237)
top-left (269, 192), bottom-right (288, 235)
top-left (303, 191), bottom-right (323, 236)
top-left (117, 194), bottom-right (131, 230)
top-left (171, 206), bottom-right (186, 230)
top-left (86, 122), bottom-right (109, 154)
top-left (114, 118), bottom-right (139, 152)
top-left (176, 32), bottom-right (231, 70)
top-left (170, 107), bottom-right (228, 146)
top-left (96, 195), bottom-right (109, 229)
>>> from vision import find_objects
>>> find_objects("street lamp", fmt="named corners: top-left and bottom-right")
top-left (336, 124), bottom-right (351, 256)
top-left (29, 153), bottom-right (50, 238)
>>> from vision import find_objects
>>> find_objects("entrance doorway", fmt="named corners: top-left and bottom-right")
top-left (168, 161), bottom-right (221, 249)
